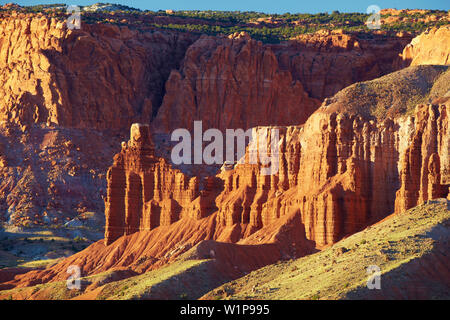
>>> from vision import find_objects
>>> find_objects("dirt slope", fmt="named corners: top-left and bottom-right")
top-left (202, 199), bottom-right (450, 300)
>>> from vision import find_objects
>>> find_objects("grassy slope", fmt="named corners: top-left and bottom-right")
top-left (324, 65), bottom-right (449, 120)
top-left (0, 252), bottom-right (229, 300)
top-left (2, 200), bottom-right (448, 300)
top-left (202, 199), bottom-right (450, 300)
top-left (0, 228), bottom-right (93, 269)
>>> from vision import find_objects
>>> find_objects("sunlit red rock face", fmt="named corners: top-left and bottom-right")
top-left (395, 104), bottom-right (449, 212)
top-left (0, 13), bottom-right (196, 130)
top-left (106, 66), bottom-right (450, 248)
top-left (154, 30), bottom-right (410, 132)
top-left (291, 103), bottom-right (448, 246)
top-left (402, 26), bottom-right (450, 66)
top-left (0, 12), bottom-right (197, 224)
top-left (154, 35), bottom-right (320, 132)
top-left (104, 124), bottom-right (302, 245)
top-left (104, 123), bottom-right (216, 245)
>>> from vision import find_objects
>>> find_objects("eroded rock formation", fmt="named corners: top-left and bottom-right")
top-left (402, 26), bottom-right (450, 66)
top-left (106, 67), bottom-right (449, 248)
top-left (277, 29), bottom-right (412, 100)
top-left (154, 30), bottom-right (411, 132)
top-left (0, 12), bottom-right (196, 130)
top-left (154, 35), bottom-right (320, 132)
top-left (395, 104), bottom-right (449, 212)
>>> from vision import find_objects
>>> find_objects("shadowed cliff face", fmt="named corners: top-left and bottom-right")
top-left (273, 29), bottom-right (412, 100)
top-left (153, 34), bottom-right (321, 132)
top-left (154, 30), bottom-right (411, 132)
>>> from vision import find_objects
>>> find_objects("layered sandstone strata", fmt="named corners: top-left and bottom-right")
top-left (0, 13), bottom-right (196, 130)
top-left (154, 35), bottom-right (320, 132)
top-left (104, 124), bottom-right (303, 244)
top-left (216, 103), bottom-right (448, 247)
top-left (395, 104), bottom-right (449, 212)
top-left (277, 29), bottom-right (412, 100)
top-left (104, 123), bottom-right (226, 244)
top-left (106, 80), bottom-right (449, 248)
top-left (154, 30), bottom-right (410, 132)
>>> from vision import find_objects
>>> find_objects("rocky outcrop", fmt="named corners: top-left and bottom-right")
top-left (107, 67), bottom-right (449, 247)
top-left (395, 104), bottom-right (449, 212)
top-left (154, 30), bottom-right (410, 132)
top-left (402, 26), bottom-right (450, 66)
top-left (0, 12), bottom-right (196, 130)
top-left (277, 29), bottom-right (412, 100)
top-left (289, 103), bottom-right (448, 246)
top-left (104, 123), bottom-right (305, 245)
top-left (154, 35), bottom-right (320, 132)
top-left (105, 124), bottom-right (198, 244)
top-left (214, 66), bottom-right (450, 247)
top-left (104, 124), bottom-right (227, 244)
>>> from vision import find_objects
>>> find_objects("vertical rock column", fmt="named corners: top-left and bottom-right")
top-left (395, 104), bottom-right (449, 213)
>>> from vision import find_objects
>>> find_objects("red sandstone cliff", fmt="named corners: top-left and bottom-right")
top-left (276, 29), bottom-right (411, 100)
top-left (154, 34), bottom-right (320, 132)
top-left (154, 30), bottom-right (410, 132)
top-left (0, 12), bottom-right (196, 130)
top-left (106, 105), bottom-right (448, 248)
top-left (0, 12), bottom-right (197, 225)
top-left (104, 123), bottom-right (214, 244)
top-left (104, 123), bottom-right (302, 245)
top-left (107, 65), bottom-right (450, 248)
top-left (2, 99), bottom-right (447, 293)
top-left (395, 104), bottom-right (449, 212)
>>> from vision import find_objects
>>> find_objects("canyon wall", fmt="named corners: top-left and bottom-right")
top-left (0, 13), bottom-right (411, 134)
top-left (0, 12), bottom-right (196, 225)
top-left (154, 30), bottom-right (411, 132)
top-left (105, 65), bottom-right (449, 247)
top-left (0, 13), bottom-right (409, 226)
top-left (275, 29), bottom-right (411, 100)
top-left (154, 34), bottom-right (320, 132)
top-left (106, 105), bottom-right (448, 247)
top-left (0, 12), bottom-right (196, 130)
top-left (0, 10), bottom-right (445, 234)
